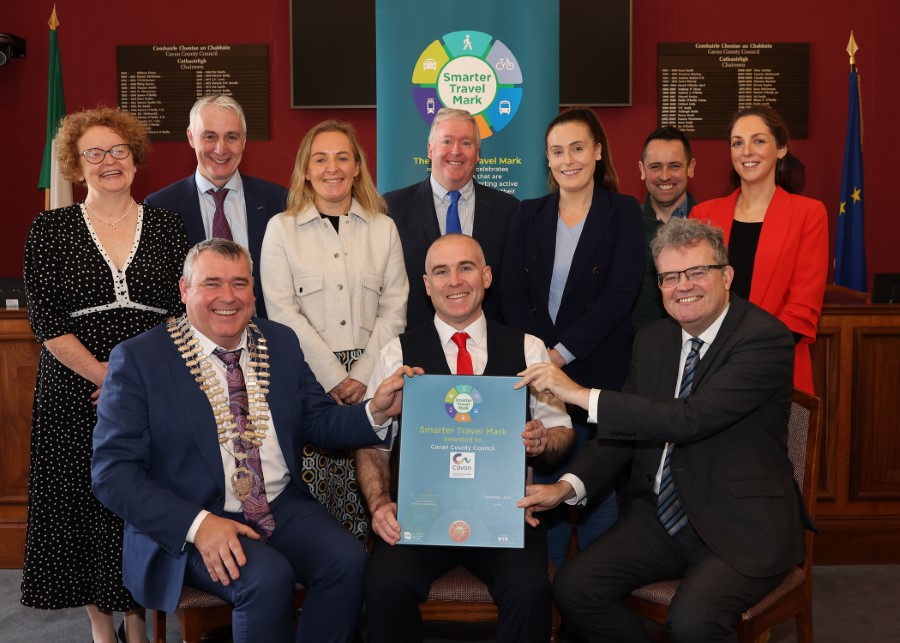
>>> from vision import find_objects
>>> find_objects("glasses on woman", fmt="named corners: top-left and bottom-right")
top-left (657, 264), bottom-right (726, 289)
top-left (81, 144), bottom-right (131, 164)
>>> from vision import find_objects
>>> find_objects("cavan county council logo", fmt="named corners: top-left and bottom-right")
top-left (411, 30), bottom-right (523, 140)
top-left (449, 451), bottom-right (475, 479)
top-left (445, 384), bottom-right (482, 422)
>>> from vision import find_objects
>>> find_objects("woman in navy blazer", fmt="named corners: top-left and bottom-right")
top-left (501, 107), bottom-right (645, 565)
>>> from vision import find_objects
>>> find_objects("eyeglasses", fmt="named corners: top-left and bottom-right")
top-left (81, 144), bottom-right (131, 164)
top-left (657, 264), bottom-right (726, 288)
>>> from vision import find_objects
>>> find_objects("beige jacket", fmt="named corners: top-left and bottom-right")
top-left (261, 199), bottom-right (408, 392)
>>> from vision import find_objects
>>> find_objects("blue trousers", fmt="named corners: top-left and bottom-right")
top-left (184, 484), bottom-right (367, 643)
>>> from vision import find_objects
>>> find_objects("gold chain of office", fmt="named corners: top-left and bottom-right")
top-left (167, 314), bottom-right (272, 500)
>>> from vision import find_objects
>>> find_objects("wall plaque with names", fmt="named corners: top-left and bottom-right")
top-left (117, 44), bottom-right (269, 141)
top-left (658, 43), bottom-right (809, 138)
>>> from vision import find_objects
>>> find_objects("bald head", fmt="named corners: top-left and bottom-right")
top-left (424, 234), bottom-right (491, 329)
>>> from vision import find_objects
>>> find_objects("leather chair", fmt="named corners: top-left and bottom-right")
top-left (419, 563), bottom-right (562, 643)
top-left (625, 388), bottom-right (823, 643)
top-left (151, 584), bottom-right (306, 643)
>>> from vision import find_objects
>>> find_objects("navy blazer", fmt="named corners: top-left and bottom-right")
top-left (384, 178), bottom-right (518, 330)
top-left (501, 184), bottom-right (644, 390)
top-left (569, 296), bottom-right (806, 578)
top-left (91, 319), bottom-right (383, 612)
top-left (145, 173), bottom-right (288, 318)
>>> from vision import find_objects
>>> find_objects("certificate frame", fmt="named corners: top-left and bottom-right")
top-left (396, 374), bottom-right (527, 548)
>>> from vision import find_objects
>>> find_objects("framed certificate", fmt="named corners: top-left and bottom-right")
top-left (396, 374), bottom-right (527, 548)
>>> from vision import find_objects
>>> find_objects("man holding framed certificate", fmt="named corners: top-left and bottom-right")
top-left (357, 234), bottom-right (574, 643)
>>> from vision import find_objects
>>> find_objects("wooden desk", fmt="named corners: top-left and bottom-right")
top-left (0, 310), bottom-right (39, 567)
top-left (811, 302), bottom-right (900, 564)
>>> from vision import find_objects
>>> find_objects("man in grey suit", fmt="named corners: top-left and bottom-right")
top-left (516, 219), bottom-right (807, 642)
top-left (145, 94), bottom-right (287, 318)
top-left (383, 108), bottom-right (519, 330)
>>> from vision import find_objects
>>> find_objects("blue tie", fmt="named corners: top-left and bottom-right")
top-left (445, 190), bottom-right (462, 234)
top-left (657, 337), bottom-right (703, 536)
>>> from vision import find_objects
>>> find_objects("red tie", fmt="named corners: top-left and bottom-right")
top-left (451, 332), bottom-right (474, 375)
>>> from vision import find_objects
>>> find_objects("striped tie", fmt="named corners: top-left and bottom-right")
top-left (657, 337), bottom-right (703, 536)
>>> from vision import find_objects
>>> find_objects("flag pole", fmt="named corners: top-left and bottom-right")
top-left (834, 31), bottom-right (867, 291)
top-left (39, 5), bottom-right (72, 211)
top-left (43, 7), bottom-right (58, 211)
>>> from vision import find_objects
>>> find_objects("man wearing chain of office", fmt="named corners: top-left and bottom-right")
top-left (92, 238), bottom-right (416, 643)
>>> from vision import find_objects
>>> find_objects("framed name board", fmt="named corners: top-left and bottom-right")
top-left (658, 42), bottom-right (809, 138)
top-left (117, 44), bottom-right (269, 141)
top-left (290, 0), bottom-right (632, 108)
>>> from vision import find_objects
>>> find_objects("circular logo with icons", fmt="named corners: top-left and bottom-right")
top-left (411, 30), bottom-right (523, 140)
top-left (444, 384), bottom-right (482, 423)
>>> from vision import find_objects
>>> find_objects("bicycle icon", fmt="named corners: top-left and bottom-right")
top-left (495, 58), bottom-right (514, 71)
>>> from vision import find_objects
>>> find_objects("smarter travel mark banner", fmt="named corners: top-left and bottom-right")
top-left (397, 375), bottom-right (527, 548)
top-left (375, 0), bottom-right (560, 199)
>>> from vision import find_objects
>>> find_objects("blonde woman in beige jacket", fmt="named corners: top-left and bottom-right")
top-left (261, 120), bottom-right (408, 541)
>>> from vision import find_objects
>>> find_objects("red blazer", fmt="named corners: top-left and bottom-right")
top-left (691, 187), bottom-right (827, 393)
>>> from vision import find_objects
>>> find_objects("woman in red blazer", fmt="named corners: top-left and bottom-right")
top-left (691, 105), bottom-right (827, 393)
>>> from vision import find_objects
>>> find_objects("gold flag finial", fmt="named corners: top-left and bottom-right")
top-left (48, 5), bottom-right (60, 31)
top-left (847, 30), bottom-right (858, 67)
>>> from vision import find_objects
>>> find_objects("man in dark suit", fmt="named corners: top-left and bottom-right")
top-left (632, 126), bottom-right (698, 330)
top-left (383, 107), bottom-right (519, 329)
top-left (516, 219), bottom-right (806, 641)
top-left (92, 239), bottom-right (414, 643)
top-left (144, 95), bottom-right (287, 318)
top-left (357, 234), bottom-right (574, 643)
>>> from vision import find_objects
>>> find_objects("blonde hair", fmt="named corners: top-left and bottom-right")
top-left (286, 120), bottom-right (386, 215)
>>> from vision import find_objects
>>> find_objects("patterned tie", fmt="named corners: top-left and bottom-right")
top-left (657, 337), bottom-right (704, 537)
top-left (445, 190), bottom-right (462, 235)
top-left (207, 188), bottom-right (233, 240)
top-left (214, 348), bottom-right (275, 541)
top-left (451, 332), bottom-right (474, 375)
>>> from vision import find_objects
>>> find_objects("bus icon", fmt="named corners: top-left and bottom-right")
top-left (498, 100), bottom-right (511, 115)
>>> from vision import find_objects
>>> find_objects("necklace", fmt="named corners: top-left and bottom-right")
top-left (85, 199), bottom-right (134, 228)
top-left (168, 315), bottom-right (272, 501)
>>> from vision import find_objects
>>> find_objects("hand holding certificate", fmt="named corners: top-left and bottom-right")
top-left (396, 374), bottom-right (528, 548)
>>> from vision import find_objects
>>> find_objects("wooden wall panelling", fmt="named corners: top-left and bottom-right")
top-left (0, 311), bottom-right (40, 567)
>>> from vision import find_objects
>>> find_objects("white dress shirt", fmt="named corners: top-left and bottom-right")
top-left (430, 175), bottom-right (476, 236)
top-left (195, 169), bottom-right (250, 251)
top-left (366, 313), bottom-right (572, 451)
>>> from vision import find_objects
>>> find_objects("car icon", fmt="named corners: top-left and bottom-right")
top-left (498, 100), bottom-right (511, 115)
top-left (426, 98), bottom-right (436, 114)
top-left (423, 58), bottom-right (437, 71)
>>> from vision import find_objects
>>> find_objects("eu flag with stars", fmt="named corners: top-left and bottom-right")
top-left (834, 70), bottom-right (866, 291)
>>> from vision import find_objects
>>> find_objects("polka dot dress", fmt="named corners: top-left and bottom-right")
top-left (21, 204), bottom-right (188, 611)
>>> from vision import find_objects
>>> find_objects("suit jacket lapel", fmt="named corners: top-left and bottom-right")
top-left (535, 193), bottom-right (560, 291)
top-left (471, 182), bottom-right (494, 243)
top-left (180, 177), bottom-right (207, 246)
top-left (562, 186), bottom-right (614, 302)
top-left (692, 297), bottom-right (744, 389)
top-left (418, 179), bottom-right (441, 242)
top-left (165, 338), bottom-right (227, 492)
top-left (242, 174), bottom-right (270, 264)
top-left (749, 187), bottom-right (791, 304)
